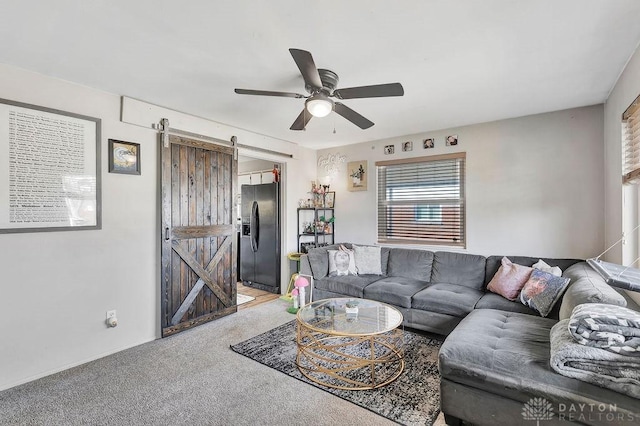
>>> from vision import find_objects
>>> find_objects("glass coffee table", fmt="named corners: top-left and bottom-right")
top-left (296, 298), bottom-right (404, 390)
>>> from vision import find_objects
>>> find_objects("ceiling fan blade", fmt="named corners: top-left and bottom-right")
top-left (234, 88), bottom-right (306, 98)
top-left (290, 109), bottom-right (313, 131)
top-left (289, 48), bottom-right (323, 90)
top-left (334, 102), bottom-right (374, 129)
top-left (333, 83), bottom-right (404, 99)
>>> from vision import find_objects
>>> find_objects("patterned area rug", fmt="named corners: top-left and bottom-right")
top-left (231, 320), bottom-right (442, 425)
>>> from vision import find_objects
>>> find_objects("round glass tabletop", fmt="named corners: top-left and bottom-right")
top-left (297, 297), bottom-right (403, 336)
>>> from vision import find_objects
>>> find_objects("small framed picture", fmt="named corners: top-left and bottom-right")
top-left (423, 138), bottom-right (434, 149)
top-left (347, 161), bottom-right (367, 192)
top-left (325, 191), bottom-right (335, 208)
top-left (109, 139), bottom-right (141, 175)
top-left (384, 144), bottom-right (395, 155)
top-left (446, 135), bottom-right (458, 146)
top-left (402, 141), bottom-right (413, 152)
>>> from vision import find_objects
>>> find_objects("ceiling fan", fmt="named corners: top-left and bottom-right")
top-left (234, 48), bottom-right (404, 131)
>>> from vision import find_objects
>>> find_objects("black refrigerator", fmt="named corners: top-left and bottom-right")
top-left (239, 183), bottom-right (281, 293)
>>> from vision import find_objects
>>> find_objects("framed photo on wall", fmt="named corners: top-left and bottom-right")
top-left (108, 139), bottom-right (141, 175)
top-left (347, 161), bottom-right (367, 192)
top-left (325, 191), bottom-right (335, 208)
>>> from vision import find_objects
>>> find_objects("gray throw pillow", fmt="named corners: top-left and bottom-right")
top-left (353, 245), bottom-right (383, 275)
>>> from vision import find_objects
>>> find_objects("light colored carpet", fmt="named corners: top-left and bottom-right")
top-left (0, 299), bottom-right (448, 425)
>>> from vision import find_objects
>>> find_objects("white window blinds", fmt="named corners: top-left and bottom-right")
top-left (376, 152), bottom-right (465, 247)
top-left (623, 94), bottom-right (640, 185)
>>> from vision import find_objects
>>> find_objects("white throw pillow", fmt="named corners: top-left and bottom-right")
top-left (353, 245), bottom-right (383, 275)
top-left (532, 259), bottom-right (562, 277)
top-left (328, 249), bottom-right (357, 276)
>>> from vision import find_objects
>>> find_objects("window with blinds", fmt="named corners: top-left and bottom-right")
top-left (376, 152), bottom-right (465, 247)
top-left (623, 93), bottom-right (640, 185)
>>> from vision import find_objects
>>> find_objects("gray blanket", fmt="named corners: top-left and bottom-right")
top-left (568, 303), bottom-right (640, 356)
top-left (550, 319), bottom-right (640, 398)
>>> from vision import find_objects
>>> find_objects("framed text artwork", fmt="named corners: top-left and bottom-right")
top-left (347, 161), bottom-right (367, 192)
top-left (0, 98), bottom-right (101, 233)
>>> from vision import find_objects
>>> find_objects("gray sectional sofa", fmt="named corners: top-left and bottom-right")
top-left (299, 243), bottom-right (640, 426)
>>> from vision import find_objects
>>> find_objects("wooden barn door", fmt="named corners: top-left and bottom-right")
top-left (161, 134), bottom-right (237, 337)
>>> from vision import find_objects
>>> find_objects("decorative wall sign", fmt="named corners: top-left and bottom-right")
top-left (402, 141), bottom-right (413, 152)
top-left (384, 145), bottom-right (395, 155)
top-left (317, 152), bottom-right (346, 174)
top-left (0, 98), bottom-right (101, 233)
top-left (108, 139), bottom-right (141, 175)
top-left (423, 138), bottom-right (434, 149)
top-left (446, 135), bottom-right (458, 146)
top-left (347, 161), bottom-right (367, 192)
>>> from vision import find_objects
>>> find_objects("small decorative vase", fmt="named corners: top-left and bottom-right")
top-left (299, 287), bottom-right (306, 307)
top-left (345, 301), bottom-right (359, 320)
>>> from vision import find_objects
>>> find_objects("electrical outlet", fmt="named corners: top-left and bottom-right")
top-left (106, 310), bottom-right (116, 319)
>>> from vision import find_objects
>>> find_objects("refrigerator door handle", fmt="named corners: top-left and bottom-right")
top-left (250, 201), bottom-right (259, 252)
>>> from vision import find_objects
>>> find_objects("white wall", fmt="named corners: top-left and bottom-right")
top-left (0, 64), bottom-right (316, 391)
top-left (317, 105), bottom-right (604, 259)
top-left (604, 43), bottom-right (640, 305)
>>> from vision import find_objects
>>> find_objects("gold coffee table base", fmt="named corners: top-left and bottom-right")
top-left (296, 320), bottom-right (404, 390)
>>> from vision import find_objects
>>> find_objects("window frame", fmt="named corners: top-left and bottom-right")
top-left (623, 93), bottom-right (640, 185)
top-left (375, 152), bottom-right (466, 248)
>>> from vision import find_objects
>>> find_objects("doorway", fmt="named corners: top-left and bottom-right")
top-left (237, 156), bottom-right (283, 302)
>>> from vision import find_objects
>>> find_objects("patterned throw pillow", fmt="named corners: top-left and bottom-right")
top-left (520, 269), bottom-right (571, 317)
top-left (353, 245), bottom-right (383, 275)
top-left (487, 257), bottom-right (533, 300)
top-left (328, 248), bottom-right (357, 276)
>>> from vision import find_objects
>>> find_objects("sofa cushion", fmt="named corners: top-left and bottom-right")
top-left (486, 256), bottom-right (533, 300)
top-left (439, 309), bottom-right (640, 415)
top-left (363, 277), bottom-right (431, 308)
top-left (474, 293), bottom-right (538, 315)
top-left (380, 247), bottom-right (390, 276)
top-left (520, 269), bottom-right (571, 317)
top-left (431, 252), bottom-right (486, 290)
top-left (412, 283), bottom-right (483, 317)
top-left (484, 255), bottom-right (581, 286)
top-left (559, 262), bottom-right (627, 320)
top-left (387, 248), bottom-right (434, 281)
top-left (314, 275), bottom-right (381, 298)
top-left (353, 244), bottom-right (383, 275)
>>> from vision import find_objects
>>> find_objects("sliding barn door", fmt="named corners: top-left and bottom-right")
top-left (161, 135), bottom-right (237, 337)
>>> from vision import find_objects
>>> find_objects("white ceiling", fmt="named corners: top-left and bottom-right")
top-left (1, 1), bottom-right (640, 149)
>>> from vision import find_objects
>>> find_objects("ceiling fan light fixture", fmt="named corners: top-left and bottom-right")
top-left (305, 95), bottom-right (334, 117)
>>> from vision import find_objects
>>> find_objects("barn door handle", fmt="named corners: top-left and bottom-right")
top-left (164, 227), bottom-right (170, 241)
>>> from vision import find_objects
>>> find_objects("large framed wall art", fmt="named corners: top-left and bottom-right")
top-left (0, 98), bottom-right (101, 233)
